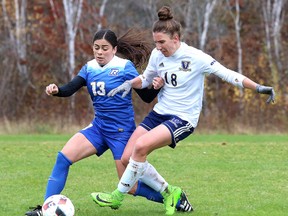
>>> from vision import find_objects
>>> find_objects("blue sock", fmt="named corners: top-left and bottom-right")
top-left (44, 152), bottom-right (72, 200)
top-left (134, 181), bottom-right (163, 203)
top-left (134, 181), bottom-right (181, 208)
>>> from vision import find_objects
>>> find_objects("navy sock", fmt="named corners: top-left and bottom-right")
top-left (44, 151), bottom-right (72, 200)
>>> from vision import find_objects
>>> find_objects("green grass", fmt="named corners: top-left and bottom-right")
top-left (0, 134), bottom-right (287, 215)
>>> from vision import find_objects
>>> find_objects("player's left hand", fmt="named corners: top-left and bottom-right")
top-left (256, 85), bottom-right (275, 104)
top-left (108, 80), bottom-right (132, 98)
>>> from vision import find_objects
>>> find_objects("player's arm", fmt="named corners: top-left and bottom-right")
top-left (107, 70), bottom-right (159, 98)
top-left (45, 76), bottom-right (86, 97)
top-left (133, 87), bottom-right (161, 103)
top-left (213, 65), bottom-right (275, 104)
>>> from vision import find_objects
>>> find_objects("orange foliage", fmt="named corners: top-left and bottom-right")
top-left (0, 0), bottom-right (286, 132)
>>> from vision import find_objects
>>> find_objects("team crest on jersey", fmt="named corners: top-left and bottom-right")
top-left (179, 61), bottom-right (191, 71)
top-left (109, 68), bottom-right (119, 76)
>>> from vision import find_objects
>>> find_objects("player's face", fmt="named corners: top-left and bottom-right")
top-left (93, 39), bottom-right (117, 65)
top-left (153, 32), bottom-right (180, 57)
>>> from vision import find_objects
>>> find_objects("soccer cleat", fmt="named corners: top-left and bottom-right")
top-left (161, 185), bottom-right (182, 215)
top-left (91, 189), bottom-right (124, 210)
top-left (25, 205), bottom-right (43, 216)
top-left (176, 190), bottom-right (193, 212)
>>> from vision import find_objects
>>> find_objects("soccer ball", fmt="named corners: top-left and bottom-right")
top-left (42, 194), bottom-right (75, 216)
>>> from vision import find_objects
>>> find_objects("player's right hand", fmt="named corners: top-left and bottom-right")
top-left (46, 83), bottom-right (59, 96)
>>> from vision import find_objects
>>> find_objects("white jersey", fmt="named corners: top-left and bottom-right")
top-left (142, 42), bottom-right (246, 127)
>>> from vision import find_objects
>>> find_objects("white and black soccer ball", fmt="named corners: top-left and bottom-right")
top-left (42, 194), bottom-right (75, 216)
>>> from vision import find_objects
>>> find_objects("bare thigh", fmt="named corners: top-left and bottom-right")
top-left (61, 132), bottom-right (97, 163)
top-left (132, 124), bottom-right (171, 162)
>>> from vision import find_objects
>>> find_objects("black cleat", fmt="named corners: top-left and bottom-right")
top-left (176, 191), bottom-right (193, 212)
top-left (25, 205), bottom-right (43, 216)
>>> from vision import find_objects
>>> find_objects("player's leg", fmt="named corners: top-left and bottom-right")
top-left (120, 126), bottom-right (164, 200)
top-left (121, 122), bottom-right (193, 211)
top-left (120, 125), bottom-right (148, 167)
top-left (116, 124), bottom-right (172, 196)
top-left (92, 114), bottom-right (194, 214)
top-left (91, 129), bottom-right (139, 209)
top-left (26, 125), bottom-right (100, 216)
top-left (45, 132), bottom-right (97, 199)
top-left (116, 126), bottom-right (166, 202)
top-left (92, 155), bottom-right (182, 215)
top-left (128, 125), bottom-right (182, 215)
top-left (92, 125), bottom-right (173, 211)
top-left (125, 119), bottom-right (194, 214)
top-left (138, 159), bottom-right (182, 215)
top-left (91, 126), bottom-right (164, 208)
top-left (92, 167), bottom-right (190, 214)
top-left (136, 161), bottom-right (193, 212)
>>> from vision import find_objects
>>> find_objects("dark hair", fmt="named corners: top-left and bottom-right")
top-left (152, 6), bottom-right (182, 39)
top-left (93, 29), bottom-right (118, 48)
top-left (93, 28), bottom-right (153, 68)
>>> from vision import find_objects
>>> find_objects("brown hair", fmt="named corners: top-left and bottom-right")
top-left (93, 28), bottom-right (153, 69)
top-left (152, 6), bottom-right (182, 39)
top-left (117, 28), bottom-right (153, 69)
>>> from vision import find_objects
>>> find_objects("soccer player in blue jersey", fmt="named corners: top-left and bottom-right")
top-left (26, 29), bottom-right (190, 216)
top-left (25, 28), bottom-right (192, 216)
top-left (92, 6), bottom-right (276, 215)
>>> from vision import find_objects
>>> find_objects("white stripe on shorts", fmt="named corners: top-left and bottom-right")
top-left (173, 122), bottom-right (193, 137)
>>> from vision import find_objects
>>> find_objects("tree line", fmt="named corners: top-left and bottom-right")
top-left (0, 0), bottom-right (287, 133)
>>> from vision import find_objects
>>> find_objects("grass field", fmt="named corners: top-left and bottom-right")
top-left (0, 134), bottom-right (287, 216)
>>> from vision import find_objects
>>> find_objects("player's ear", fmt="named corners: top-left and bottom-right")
top-left (113, 46), bottom-right (117, 55)
top-left (172, 33), bottom-right (180, 42)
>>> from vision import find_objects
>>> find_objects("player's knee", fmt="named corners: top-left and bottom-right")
top-left (134, 139), bottom-right (148, 158)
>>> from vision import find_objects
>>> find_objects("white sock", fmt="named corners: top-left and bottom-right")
top-left (139, 162), bottom-right (168, 193)
top-left (118, 157), bottom-right (148, 193)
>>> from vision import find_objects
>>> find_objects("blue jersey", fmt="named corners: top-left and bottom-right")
top-left (78, 56), bottom-right (139, 133)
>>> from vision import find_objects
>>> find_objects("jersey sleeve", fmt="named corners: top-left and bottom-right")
top-left (201, 52), bottom-right (246, 88)
top-left (141, 49), bottom-right (159, 87)
top-left (77, 64), bottom-right (88, 80)
top-left (124, 61), bottom-right (140, 80)
top-left (54, 76), bottom-right (86, 97)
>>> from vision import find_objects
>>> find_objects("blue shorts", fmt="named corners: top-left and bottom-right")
top-left (140, 110), bottom-right (194, 148)
top-left (79, 118), bottom-right (133, 160)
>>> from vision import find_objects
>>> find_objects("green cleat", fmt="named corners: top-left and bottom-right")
top-left (161, 185), bottom-right (182, 215)
top-left (91, 189), bottom-right (124, 210)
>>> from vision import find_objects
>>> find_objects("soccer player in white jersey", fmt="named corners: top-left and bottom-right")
top-left (92, 6), bottom-right (275, 215)
top-left (25, 28), bottom-right (191, 216)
